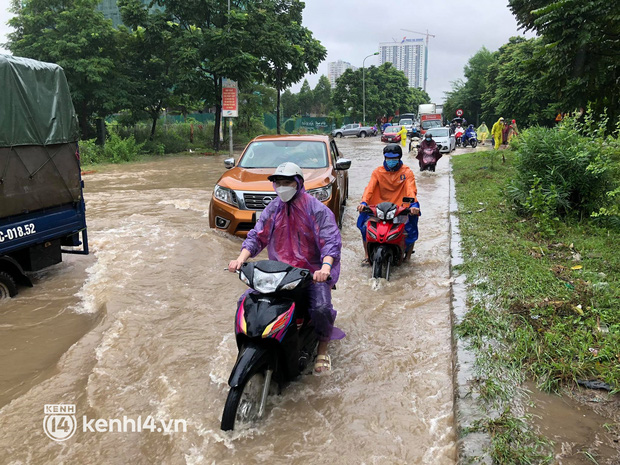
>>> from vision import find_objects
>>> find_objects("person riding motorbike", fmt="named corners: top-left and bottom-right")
top-left (416, 133), bottom-right (442, 172)
top-left (228, 162), bottom-right (344, 374)
top-left (463, 124), bottom-right (476, 145)
top-left (356, 144), bottom-right (421, 264)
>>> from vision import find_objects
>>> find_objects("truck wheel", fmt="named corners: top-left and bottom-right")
top-left (0, 271), bottom-right (18, 298)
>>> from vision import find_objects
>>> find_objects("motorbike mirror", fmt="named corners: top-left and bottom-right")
top-left (402, 197), bottom-right (416, 203)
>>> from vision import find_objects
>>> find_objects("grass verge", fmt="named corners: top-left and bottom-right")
top-left (452, 149), bottom-right (619, 463)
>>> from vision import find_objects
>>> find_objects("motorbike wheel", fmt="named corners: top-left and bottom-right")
top-left (471, 140), bottom-right (478, 148)
top-left (385, 260), bottom-right (391, 281)
top-left (372, 255), bottom-right (383, 279)
top-left (221, 362), bottom-right (269, 431)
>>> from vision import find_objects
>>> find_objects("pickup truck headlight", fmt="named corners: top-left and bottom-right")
top-left (213, 185), bottom-right (238, 207)
top-left (307, 184), bottom-right (332, 202)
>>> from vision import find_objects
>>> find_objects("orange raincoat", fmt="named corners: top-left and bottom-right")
top-left (361, 164), bottom-right (418, 206)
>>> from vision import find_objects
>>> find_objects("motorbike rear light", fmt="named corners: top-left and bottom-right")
top-left (262, 305), bottom-right (295, 340)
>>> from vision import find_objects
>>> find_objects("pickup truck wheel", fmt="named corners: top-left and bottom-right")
top-left (359, 131), bottom-right (367, 138)
top-left (337, 133), bottom-right (344, 138)
top-left (0, 271), bottom-right (18, 298)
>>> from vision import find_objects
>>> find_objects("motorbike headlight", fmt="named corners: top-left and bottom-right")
top-left (252, 269), bottom-right (287, 293)
top-left (376, 209), bottom-right (385, 220)
top-left (239, 270), bottom-right (251, 286)
top-left (386, 209), bottom-right (396, 220)
top-left (280, 278), bottom-right (302, 291)
top-left (307, 184), bottom-right (332, 202)
top-left (214, 185), bottom-right (239, 207)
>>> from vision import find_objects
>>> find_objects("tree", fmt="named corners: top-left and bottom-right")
top-left (118, 0), bottom-right (180, 139)
top-left (8, 0), bottom-right (125, 139)
top-left (157, 0), bottom-right (260, 150)
top-left (237, 82), bottom-right (276, 133)
top-left (443, 47), bottom-right (495, 125)
top-left (297, 79), bottom-right (313, 116)
top-left (280, 89), bottom-right (298, 118)
top-left (249, 0), bottom-right (326, 133)
top-left (481, 37), bottom-right (555, 126)
top-left (332, 63), bottom-right (429, 122)
top-left (312, 75), bottom-right (332, 116)
top-left (508, 0), bottom-right (620, 125)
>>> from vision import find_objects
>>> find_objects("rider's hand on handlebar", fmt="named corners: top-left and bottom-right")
top-left (409, 207), bottom-right (420, 216)
top-left (357, 204), bottom-right (366, 213)
top-left (228, 259), bottom-right (244, 272)
top-left (313, 266), bottom-right (331, 283)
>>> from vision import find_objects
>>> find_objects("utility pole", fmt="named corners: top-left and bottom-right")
top-left (400, 28), bottom-right (436, 93)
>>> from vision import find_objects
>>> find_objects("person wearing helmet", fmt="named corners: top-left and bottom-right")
top-left (417, 132), bottom-right (442, 172)
top-left (228, 162), bottom-right (343, 374)
top-left (356, 144), bottom-right (421, 263)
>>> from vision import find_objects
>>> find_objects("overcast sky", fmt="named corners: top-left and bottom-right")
top-left (0, 0), bottom-right (533, 104)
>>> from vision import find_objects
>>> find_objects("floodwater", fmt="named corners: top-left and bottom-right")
top-left (0, 137), bottom-right (454, 464)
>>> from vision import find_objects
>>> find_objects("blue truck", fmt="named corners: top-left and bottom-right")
top-left (0, 55), bottom-right (88, 299)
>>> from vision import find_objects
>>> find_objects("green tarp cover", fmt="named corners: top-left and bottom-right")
top-left (0, 55), bottom-right (79, 147)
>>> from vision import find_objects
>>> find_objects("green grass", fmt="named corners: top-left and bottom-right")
top-left (452, 149), bottom-right (620, 463)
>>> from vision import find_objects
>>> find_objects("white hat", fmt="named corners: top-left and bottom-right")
top-left (268, 162), bottom-right (304, 181)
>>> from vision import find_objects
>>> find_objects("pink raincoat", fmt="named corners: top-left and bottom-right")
top-left (242, 181), bottom-right (345, 341)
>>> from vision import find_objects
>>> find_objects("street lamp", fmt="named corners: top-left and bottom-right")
top-left (363, 52), bottom-right (379, 126)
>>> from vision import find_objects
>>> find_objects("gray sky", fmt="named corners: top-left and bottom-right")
top-left (0, 0), bottom-right (533, 104)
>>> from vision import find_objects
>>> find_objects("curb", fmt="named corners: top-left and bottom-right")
top-left (449, 158), bottom-right (493, 464)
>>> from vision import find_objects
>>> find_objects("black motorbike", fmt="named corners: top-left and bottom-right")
top-left (221, 260), bottom-right (318, 431)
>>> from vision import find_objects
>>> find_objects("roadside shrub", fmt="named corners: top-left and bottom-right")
top-left (78, 138), bottom-right (102, 165)
top-left (102, 130), bottom-right (145, 163)
top-left (507, 111), bottom-right (620, 221)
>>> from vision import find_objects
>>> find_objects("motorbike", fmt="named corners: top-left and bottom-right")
top-left (462, 130), bottom-right (478, 148)
top-left (418, 146), bottom-right (441, 172)
top-left (362, 197), bottom-right (416, 280)
top-left (221, 260), bottom-right (319, 431)
top-left (454, 128), bottom-right (465, 147)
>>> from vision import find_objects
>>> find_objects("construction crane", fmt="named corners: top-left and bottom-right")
top-left (400, 28), bottom-right (435, 92)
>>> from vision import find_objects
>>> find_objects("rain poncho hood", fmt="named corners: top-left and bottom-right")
top-left (397, 126), bottom-right (408, 147)
top-left (242, 183), bottom-right (342, 284)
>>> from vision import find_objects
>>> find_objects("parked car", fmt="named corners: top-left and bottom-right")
top-left (425, 127), bottom-right (456, 153)
top-left (381, 125), bottom-right (402, 143)
top-left (209, 135), bottom-right (351, 237)
top-left (331, 123), bottom-right (374, 138)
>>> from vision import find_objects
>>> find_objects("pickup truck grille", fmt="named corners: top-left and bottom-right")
top-left (244, 193), bottom-right (276, 210)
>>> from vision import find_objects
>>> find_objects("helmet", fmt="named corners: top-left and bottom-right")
top-left (425, 133), bottom-right (432, 139)
top-left (268, 162), bottom-right (304, 181)
top-left (383, 143), bottom-right (402, 158)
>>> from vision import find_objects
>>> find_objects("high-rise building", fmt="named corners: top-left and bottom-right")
top-left (327, 60), bottom-right (356, 88)
top-left (379, 38), bottom-right (425, 89)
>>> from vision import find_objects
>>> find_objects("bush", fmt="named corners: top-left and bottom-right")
top-left (78, 138), bottom-right (102, 165)
top-left (507, 112), bottom-right (620, 221)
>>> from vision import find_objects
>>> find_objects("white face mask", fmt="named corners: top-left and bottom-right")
top-left (275, 185), bottom-right (297, 202)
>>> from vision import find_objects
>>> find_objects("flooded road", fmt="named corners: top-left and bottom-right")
top-left (0, 138), bottom-right (457, 464)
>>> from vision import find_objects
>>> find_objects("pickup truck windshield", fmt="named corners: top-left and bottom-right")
top-left (238, 141), bottom-right (328, 168)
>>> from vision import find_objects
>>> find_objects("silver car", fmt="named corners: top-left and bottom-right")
top-left (425, 127), bottom-right (455, 153)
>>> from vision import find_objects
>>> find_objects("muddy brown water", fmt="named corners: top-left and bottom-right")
top-left (0, 138), bottom-right (614, 464)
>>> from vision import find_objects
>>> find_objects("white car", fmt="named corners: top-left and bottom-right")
top-left (425, 127), bottom-right (456, 153)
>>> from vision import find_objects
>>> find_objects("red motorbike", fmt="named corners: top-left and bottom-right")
top-left (362, 197), bottom-right (415, 280)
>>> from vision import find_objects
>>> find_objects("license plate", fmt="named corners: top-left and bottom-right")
top-left (255, 210), bottom-right (263, 222)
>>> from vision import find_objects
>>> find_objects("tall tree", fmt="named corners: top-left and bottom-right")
top-left (8, 0), bottom-right (125, 139)
top-left (118, 0), bottom-right (180, 139)
top-left (481, 37), bottom-right (555, 126)
top-left (280, 89), bottom-right (298, 118)
top-left (157, 0), bottom-right (259, 150)
top-left (249, 0), bottom-right (326, 133)
top-left (237, 82), bottom-right (276, 133)
top-left (508, 0), bottom-right (620, 124)
top-left (312, 75), bottom-right (332, 116)
top-left (297, 79), bottom-right (313, 116)
top-left (332, 63), bottom-right (429, 122)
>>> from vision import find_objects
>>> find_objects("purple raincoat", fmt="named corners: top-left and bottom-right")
top-left (241, 181), bottom-right (345, 341)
